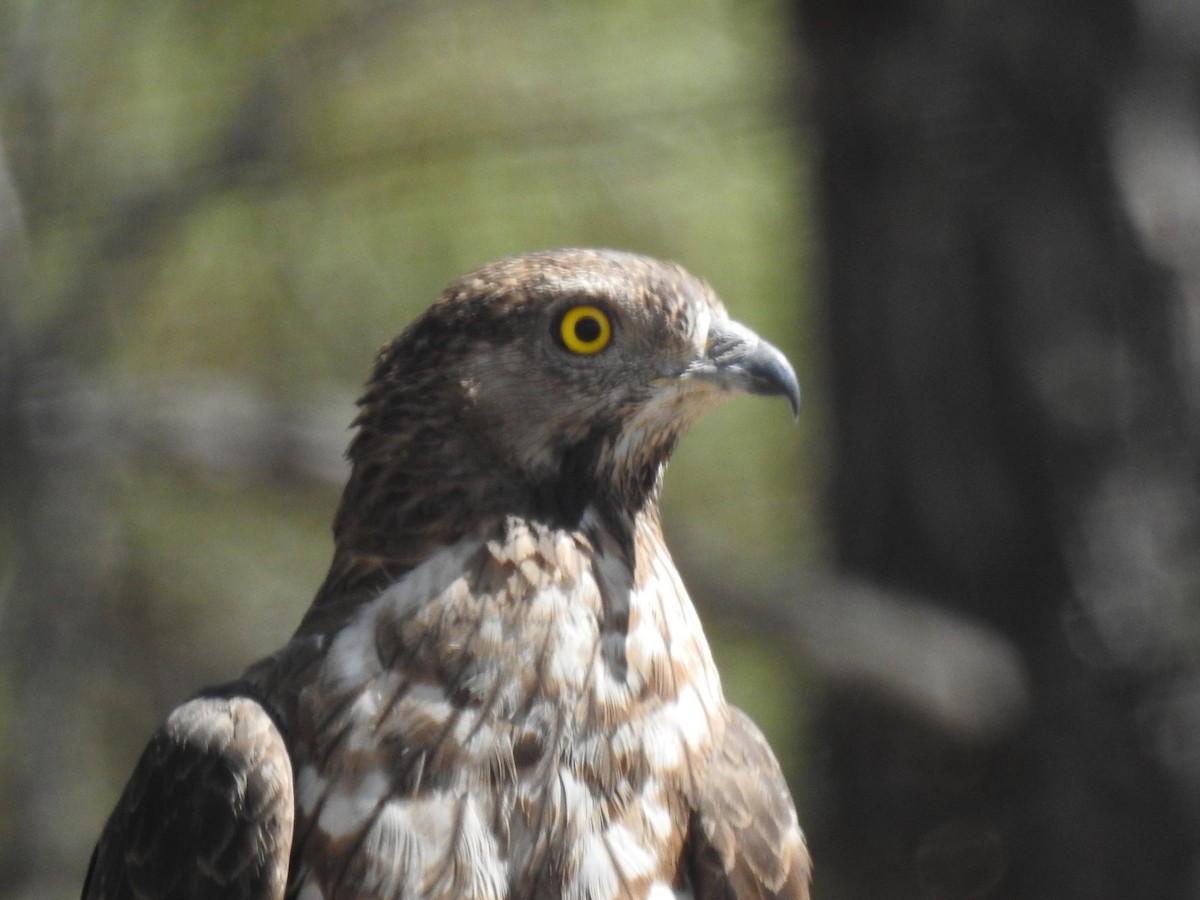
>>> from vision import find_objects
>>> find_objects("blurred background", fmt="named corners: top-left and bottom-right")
top-left (2, 1), bottom-right (1199, 898)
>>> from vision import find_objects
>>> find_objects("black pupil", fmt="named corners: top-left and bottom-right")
top-left (574, 315), bottom-right (602, 344)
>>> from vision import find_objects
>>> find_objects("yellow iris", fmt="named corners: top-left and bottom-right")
top-left (558, 305), bottom-right (612, 355)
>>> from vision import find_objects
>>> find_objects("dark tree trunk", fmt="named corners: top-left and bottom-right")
top-left (792, 1), bottom-right (1200, 897)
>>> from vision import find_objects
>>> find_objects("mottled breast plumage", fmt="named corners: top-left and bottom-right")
top-left (288, 514), bottom-right (724, 899)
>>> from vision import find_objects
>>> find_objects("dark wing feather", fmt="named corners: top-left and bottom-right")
top-left (82, 694), bottom-right (294, 900)
top-left (686, 706), bottom-right (811, 900)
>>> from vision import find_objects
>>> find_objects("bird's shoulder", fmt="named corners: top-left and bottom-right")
top-left (685, 705), bottom-right (811, 900)
top-left (82, 688), bottom-right (294, 900)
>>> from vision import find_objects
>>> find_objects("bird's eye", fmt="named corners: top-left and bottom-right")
top-left (556, 305), bottom-right (612, 355)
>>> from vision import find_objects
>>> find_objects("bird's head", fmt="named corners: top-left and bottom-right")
top-left (334, 249), bottom-right (798, 575)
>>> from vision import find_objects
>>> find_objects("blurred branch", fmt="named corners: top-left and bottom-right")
top-left (680, 548), bottom-right (1031, 742)
top-left (22, 369), bottom-right (350, 486)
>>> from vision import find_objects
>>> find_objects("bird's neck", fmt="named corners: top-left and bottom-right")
top-left (299, 431), bottom-right (671, 633)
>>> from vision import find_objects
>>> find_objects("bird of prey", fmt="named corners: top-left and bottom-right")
top-left (82, 249), bottom-right (810, 900)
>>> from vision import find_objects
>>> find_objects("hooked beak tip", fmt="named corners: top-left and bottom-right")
top-left (686, 319), bottom-right (801, 420)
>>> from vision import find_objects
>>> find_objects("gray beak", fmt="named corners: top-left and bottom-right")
top-left (683, 319), bottom-right (801, 419)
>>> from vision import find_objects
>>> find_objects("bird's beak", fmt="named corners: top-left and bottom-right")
top-left (680, 319), bottom-right (801, 419)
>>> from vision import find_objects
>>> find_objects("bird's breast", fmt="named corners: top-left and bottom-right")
top-left (287, 516), bottom-right (725, 899)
